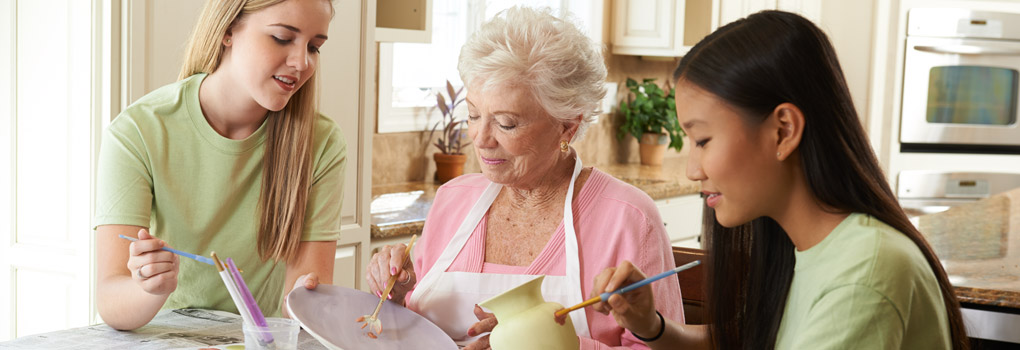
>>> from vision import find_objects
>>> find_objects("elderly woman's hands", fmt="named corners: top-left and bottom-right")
top-left (366, 243), bottom-right (416, 305)
top-left (463, 305), bottom-right (498, 350)
top-left (592, 260), bottom-right (661, 340)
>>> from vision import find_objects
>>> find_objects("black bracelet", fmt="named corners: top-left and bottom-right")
top-left (631, 310), bottom-right (665, 342)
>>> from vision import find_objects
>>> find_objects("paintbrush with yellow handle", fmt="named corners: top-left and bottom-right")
top-left (356, 234), bottom-right (417, 339)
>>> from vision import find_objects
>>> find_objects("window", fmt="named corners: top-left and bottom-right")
top-left (377, 0), bottom-right (603, 133)
top-left (1, 0), bottom-right (96, 340)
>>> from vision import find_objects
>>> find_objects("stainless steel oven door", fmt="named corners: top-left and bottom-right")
top-left (901, 36), bottom-right (1020, 148)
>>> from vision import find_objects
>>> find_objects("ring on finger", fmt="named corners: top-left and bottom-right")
top-left (137, 266), bottom-right (149, 280)
top-left (398, 269), bottom-right (413, 285)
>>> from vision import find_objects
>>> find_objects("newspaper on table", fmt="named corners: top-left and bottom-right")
top-left (0, 309), bottom-right (327, 350)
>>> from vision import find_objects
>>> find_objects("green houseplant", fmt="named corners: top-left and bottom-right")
top-left (428, 80), bottom-right (471, 183)
top-left (617, 78), bottom-right (685, 165)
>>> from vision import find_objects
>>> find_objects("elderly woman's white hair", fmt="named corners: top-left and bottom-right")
top-left (458, 6), bottom-right (607, 142)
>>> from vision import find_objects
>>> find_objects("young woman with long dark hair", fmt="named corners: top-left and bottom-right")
top-left (589, 10), bottom-right (967, 349)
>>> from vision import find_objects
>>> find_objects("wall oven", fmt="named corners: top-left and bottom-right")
top-left (901, 9), bottom-right (1020, 153)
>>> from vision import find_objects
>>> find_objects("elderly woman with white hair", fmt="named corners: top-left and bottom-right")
top-left (366, 6), bottom-right (683, 349)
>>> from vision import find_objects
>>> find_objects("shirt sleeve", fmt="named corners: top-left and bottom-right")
top-left (94, 118), bottom-right (154, 228)
top-left (301, 122), bottom-right (347, 241)
top-left (789, 284), bottom-right (905, 349)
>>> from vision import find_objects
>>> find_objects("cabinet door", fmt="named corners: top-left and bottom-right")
top-left (612, 0), bottom-right (685, 56)
top-left (718, 0), bottom-right (774, 26)
top-left (655, 195), bottom-right (704, 246)
top-left (121, 0), bottom-right (374, 293)
top-left (321, 0), bottom-right (372, 292)
top-left (333, 245), bottom-right (359, 289)
top-left (718, 0), bottom-right (819, 26)
top-left (375, 0), bottom-right (432, 43)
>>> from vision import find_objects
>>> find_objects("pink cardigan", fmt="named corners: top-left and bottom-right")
top-left (410, 169), bottom-right (685, 349)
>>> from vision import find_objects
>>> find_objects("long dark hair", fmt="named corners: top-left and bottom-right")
top-left (675, 11), bottom-right (968, 349)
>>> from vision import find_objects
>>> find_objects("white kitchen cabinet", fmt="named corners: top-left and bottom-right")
top-left (718, 0), bottom-right (820, 27)
top-left (333, 245), bottom-right (359, 289)
top-left (610, 0), bottom-right (824, 57)
top-left (655, 194), bottom-right (704, 248)
top-left (376, 0), bottom-right (432, 43)
top-left (611, 0), bottom-right (720, 57)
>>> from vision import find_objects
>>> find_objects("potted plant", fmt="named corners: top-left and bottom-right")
top-left (617, 77), bottom-right (685, 166)
top-left (429, 80), bottom-right (471, 183)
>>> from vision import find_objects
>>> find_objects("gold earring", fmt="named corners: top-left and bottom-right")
top-left (560, 140), bottom-right (569, 153)
top-left (225, 38), bottom-right (231, 45)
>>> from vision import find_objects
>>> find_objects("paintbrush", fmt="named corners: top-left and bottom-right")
top-left (212, 252), bottom-right (255, 327)
top-left (555, 260), bottom-right (701, 317)
top-left (225, 256), bottom-right (273, 346)
top-left (357, 234), bottom-right (417, 339)
top-left (118, 234), bottom-right (215, 266)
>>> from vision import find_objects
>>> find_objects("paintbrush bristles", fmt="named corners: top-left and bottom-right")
top-left (211, 251), bottom-right (225, 272)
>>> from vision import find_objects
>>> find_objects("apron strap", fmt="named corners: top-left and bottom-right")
top-left (414, 181), bottom-right (502, 297)
top-left (562, 151), bottom-right (591, 337)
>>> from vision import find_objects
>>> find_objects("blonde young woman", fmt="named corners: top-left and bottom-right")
top-left (95, 0), bottom-right (345, 330)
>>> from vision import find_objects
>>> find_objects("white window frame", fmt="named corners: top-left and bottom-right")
top-left (376, 0), bottom-right (603, 133)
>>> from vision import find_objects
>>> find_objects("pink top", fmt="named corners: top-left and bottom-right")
top-left (410, 169), bottom-right (685, 349)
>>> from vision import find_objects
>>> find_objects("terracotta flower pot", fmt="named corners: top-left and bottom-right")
top-left (433, 153), bottom-right (467, 184)
top-left (638, 132), bottom-right (669, 166)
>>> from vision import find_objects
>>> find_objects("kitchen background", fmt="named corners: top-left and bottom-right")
top-left (2, 0), bottom-right (1019, 346)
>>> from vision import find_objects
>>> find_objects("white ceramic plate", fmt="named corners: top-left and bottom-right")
top-left (286, 284), bottom-right (458, 350)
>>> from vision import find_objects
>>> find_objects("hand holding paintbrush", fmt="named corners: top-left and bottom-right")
top-left (357, 234), bottom-right (417, 339)
top-left (555, 260), bottom-right (700, 339)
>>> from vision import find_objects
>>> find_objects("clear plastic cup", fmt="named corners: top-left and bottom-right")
top-left (242, 318), bottom-right (300, 350)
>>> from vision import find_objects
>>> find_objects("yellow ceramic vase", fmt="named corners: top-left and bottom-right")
top-left (479, 276), bottom-right (580, 350)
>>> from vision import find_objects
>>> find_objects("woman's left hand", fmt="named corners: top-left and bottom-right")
top-left (281, 273), bottom-right (319, 319)
top-left (290, 272), bottom-right (319, 293)
top-left (463, 304), bottom-right (498, 350)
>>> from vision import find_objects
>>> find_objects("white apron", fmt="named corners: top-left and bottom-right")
top-left (407, 152), bottom-right (591, 345)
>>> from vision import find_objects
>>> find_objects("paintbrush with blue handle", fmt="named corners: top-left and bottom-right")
top-left (118, 234), bottom-right (216, 266)
top-left (555, 260), bottom-right (701, 317)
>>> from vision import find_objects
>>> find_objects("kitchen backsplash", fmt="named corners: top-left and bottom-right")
top-left (373, 54), bottom-right (688, 185)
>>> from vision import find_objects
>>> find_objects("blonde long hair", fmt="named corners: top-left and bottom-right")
top-left (179, 0), bottom-right (332, 263)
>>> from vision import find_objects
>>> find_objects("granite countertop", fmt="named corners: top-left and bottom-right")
top-left (370, 158), bottom-right (700, 239)
top-left (918, 186), bottom-right (1020, 310)
top-left (369, 182), bottom-right (440, 239)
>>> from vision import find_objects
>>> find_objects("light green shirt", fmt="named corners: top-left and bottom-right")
top-left (775, 213), bottom-right (951, 349)
top-left (95, 73), bottom-right (346, 316)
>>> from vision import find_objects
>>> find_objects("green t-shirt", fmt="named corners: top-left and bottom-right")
top-left (95, 73), bottom-right (346, 316)
top-left (775, 213), bottom-right (951, 349)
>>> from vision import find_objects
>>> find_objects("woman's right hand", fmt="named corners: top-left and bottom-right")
top-left (126, 229), bottom-right (179, 295)
top-left (366, 243), bottom-right (416, 305)
top-left (591, 260), bottom-right (661, 339)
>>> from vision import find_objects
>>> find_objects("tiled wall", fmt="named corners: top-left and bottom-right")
top-left (372, 54), bottom-right (691, 185)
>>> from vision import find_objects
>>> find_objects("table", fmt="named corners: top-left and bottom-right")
top-left (0, 309), bottom-right (327, 349)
